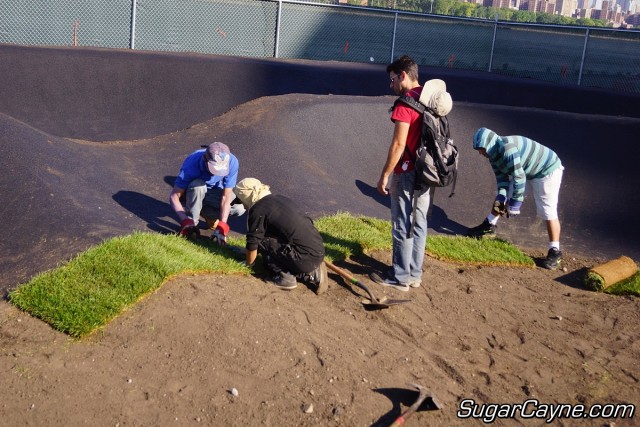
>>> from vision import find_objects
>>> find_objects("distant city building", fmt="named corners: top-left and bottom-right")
top-left (579, 7), bottom-right (594, 16)
top-left (556, 0), bottom-right (577, 15)
top-left (539, 0), bottom-right (556, 12)
top-left (484, 0), bottom-right (513, 8)
top-left (520, 0), bottom-right (539, 11)
top-left (626, 12), bottom-right (640, 23)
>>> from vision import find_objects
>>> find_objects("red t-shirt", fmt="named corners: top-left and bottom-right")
top-left (390, 87), bottom-right (423, 174)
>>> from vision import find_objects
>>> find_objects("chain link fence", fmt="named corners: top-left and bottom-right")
top-left (1, 0), bottom-right (639, 93)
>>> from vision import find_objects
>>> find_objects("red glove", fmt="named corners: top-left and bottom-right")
top-left (179, 218), bottom-right (199, 237)
top-left (215, 221), bottom-right (230, 236)
top-left (211, 220), bottom-right (229, 245)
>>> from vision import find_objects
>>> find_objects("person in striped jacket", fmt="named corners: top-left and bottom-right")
top-left (466, 127), bottom-right (565, 270)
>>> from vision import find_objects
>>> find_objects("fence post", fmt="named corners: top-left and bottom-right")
top-left (274, 0), bottom-right (283, 58)
top-left (578, 28), bottom-right (589, 86)
top-left (130, 0), bottom-right (137, 49)
top-left (390, 12), bottom-right (398, 63)
top-left (488, 14), bottom-right (498, 73)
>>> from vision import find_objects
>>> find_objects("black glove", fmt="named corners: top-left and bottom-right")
top-left (493, 195), bottom-right (508, 216)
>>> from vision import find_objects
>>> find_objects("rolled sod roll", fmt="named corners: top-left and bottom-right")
top-left (585, 256), bottom-right (638, 291)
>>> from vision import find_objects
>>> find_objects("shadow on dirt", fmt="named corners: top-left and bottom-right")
top-left (428, 204), bottom-right (467, 236)
top-left (354, 180), bottom-right (467, 236)
top-left (355, 179), bottom-right (389, 209)
top-left (553, 266), bottom-right (592, 291)
top-left (372, 387), bottom-right (440, 426)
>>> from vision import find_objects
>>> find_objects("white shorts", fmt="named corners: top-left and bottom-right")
top-left (529, 165), bottom-right (564, 220)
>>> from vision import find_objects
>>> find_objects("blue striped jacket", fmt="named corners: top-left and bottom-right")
top-left (473, 128), bottom-right (561, 202)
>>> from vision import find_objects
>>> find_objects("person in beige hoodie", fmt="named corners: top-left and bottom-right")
top-left (233, 178), bottom-right (328, 293)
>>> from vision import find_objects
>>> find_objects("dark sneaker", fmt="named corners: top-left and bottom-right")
top-left (272, 272), bottom-right (297, 290)
top-left (543, 248), bottom-right (563, 270)
top-left (368, 271), bottom-right (410, 292)
top-left (466, 219), bottom-right (496, 239)
top-left (309, 262), bottom-right (329, 295)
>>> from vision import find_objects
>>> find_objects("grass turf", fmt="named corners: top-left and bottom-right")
top-left (8, 213), bottom-right (567, 337)
top-left (9, 232), bottom-right (250, 337)
top-left (603, 271), bottom-right (640, 297)
top-left (316, 212), bottom-right (534, 267)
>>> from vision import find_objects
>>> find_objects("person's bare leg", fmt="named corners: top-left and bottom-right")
top-left (546, 219), bottom-right (561, 244)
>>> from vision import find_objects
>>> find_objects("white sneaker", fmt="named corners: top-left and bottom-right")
top-left (380, 281), bottom-right (410, 292)
top-left (408, 279), bottom-right (421, 288)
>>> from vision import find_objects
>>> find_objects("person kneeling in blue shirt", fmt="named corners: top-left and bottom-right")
top-left (169, 142), bottom-right (245, 242)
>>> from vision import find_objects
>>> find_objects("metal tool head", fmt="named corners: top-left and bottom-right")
top-left (407, 383), bottom-right (442, 410)
top-left (361, 296), bottom-right (411, 310)
top-left (323, 260), bottom-right (412, 310)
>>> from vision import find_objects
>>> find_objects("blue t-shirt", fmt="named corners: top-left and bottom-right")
top-left (174, 149), bottom-right (239, 190)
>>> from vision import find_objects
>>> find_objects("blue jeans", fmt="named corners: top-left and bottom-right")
top-left (186, 179), bottom-right (245, 226)
top-left (389, 172), bottom-right (430, 284)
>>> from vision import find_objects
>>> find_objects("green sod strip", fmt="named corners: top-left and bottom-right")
top-left (603, 271), bottom-right (640, 297)
top-left (585, 269), bottom-right (640, 296)
top-left (315, 212), bottom-right (394, 261)
top-left (10, 214), bottom-right (535, 338)
top-left (584, 271), bottom-right (607, 292)
top-left (9, 232), bottom-right (250, 337)
top-left (316, 212), bottom-right (534, 267)
top-left (428, 235), bottom-right (535, 267)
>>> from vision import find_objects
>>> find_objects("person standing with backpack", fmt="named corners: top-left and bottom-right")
top-left (369, 55), bottom-right (433, 291)
top-left (466, 128), bottom-right (565, 270)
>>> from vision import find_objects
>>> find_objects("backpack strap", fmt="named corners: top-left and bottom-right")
top-left (393, 95), bottom-right (425, 167)
top-left (394, 94), bottom-right (425, 114)
top-left (393, 95), bottom-right (435, 163)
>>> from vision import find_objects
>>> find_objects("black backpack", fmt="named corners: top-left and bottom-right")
top-left (393, 95), bottom-right (459, 196)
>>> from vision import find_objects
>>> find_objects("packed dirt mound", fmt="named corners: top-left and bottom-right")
top-left (2, 250), bottom-right (638, 426)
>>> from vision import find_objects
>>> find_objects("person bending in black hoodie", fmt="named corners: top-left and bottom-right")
top-left (233, 178), bottom-right (328, 293)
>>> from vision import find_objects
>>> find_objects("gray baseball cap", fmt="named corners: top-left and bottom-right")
top-left (204, 142), bottom-right (230, 176)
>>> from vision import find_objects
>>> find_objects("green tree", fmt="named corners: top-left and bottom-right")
top-left (556, 16), bottom-right (574, 25)
top-left (512, 10), bottom-right (536, 22)
top-left (500, 9), bottom-right (514, 21)
top-left (486, 6), bottom-right (501, 20)
top-left (397, 0), bottom-right (428, 12)
top-left (576, 17), bottom-right (596, 26)
top-left (536, 13), bottom-right (557, 24)
top-left (454, 2), bottom-right (477, 17)
top-left (471, 6), bottom-right (490, 18)
top-left (434, 0), bottom-right (457, 15)
top-left (387, 0), bottom-right (622, 29)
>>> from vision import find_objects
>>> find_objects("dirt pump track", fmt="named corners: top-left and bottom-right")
top-left (0, 45), bottom-right (639, 426)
